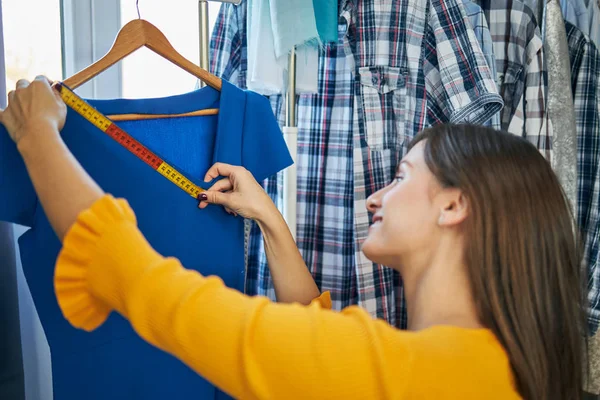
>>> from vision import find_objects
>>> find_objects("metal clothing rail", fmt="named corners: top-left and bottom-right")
top-left (198, 0), bottom-right (242, 82)
top-left (284, 48), bottom-right (298, 241)
top-left (197, 0), bottom-right (299, 240)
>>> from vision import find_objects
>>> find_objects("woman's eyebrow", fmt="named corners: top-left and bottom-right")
top-left (397, 160), bottom-right (413, 172)
top-left (396, 160), bottom-right (410, 175)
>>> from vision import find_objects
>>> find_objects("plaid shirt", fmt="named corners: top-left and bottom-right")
top-left (565, 21), bottom-right (600, 334)
top-left (463, 1), bottom-right (501, 130)
top-left (481, 0), bottom-right (553, 159)
top-left (210, 0), bottom-right (502, 327)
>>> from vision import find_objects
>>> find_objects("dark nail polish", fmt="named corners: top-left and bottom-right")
top-left (198, 193), bottom-right (208, 201)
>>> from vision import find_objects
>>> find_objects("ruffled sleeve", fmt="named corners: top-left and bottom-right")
top-left (314, 291), bottom-right (332, 309)
top-left (54, 195), bottom-right (415, 400)
top-left (54, 195), bottom-right (144, 331)
top-left (54, 195), bottom-right (331, 332)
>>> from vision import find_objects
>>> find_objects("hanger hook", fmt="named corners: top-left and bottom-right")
top-left (136, 0), bottom-right (141, 19)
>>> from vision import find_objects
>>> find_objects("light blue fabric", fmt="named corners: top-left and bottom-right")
top-left (462, 0), bottom-right (501, 129)
top-left (313, 0), bottom-right (338, 43)
top-left (560, 0), bottom-right (600, 46)
top-left (247, 0), bottom-right (321, 94)
top-left (561, 0), bottom-right (592, 35)
top-left (269, 0), bottom-right (319, 58)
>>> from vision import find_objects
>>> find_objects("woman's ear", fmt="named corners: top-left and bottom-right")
top-left (438, 189), bottom-right (468, 227)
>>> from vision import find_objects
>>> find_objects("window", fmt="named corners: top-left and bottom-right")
top-left (59, 0), bottom-right (223, 100)
top-left (120, 0), bottom-right (222, 98)
top-left (4, 0), bottom-right (222, 99)
top-left (2, 4), bottom-right (63, 398)
top-left (3, 0), bottom-right (63, 92)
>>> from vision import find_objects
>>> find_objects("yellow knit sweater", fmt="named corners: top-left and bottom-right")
top-left (54, 195), bottom-right (521, 399)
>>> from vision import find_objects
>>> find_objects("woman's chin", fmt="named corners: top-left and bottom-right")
top-left (361, 237), bottom-right (384, 265)
top-left (361, 233), bottom-right (401, 268)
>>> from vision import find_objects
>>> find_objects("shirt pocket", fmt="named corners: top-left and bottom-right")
top-left (358, 65), bottom-right (409, 152)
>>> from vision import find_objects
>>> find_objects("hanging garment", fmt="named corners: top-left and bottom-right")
top-left (0, 81), bottom-right (292, 400)
top-left (566, 22), bottom-right (600, 396)
top-left (562, 0), bottom-right (593, 35)
top-left (561, 0), bottom-right (600, 46)
top-left (211, 0), bottom-right (502, 327)
top-left (589, 174), bottom-right (600, 394)
top-left (481, 0), bottom-right (553, 159)
top-left (247, 0), bottom-right (320, 94)
top-left (313, 0), bottom-right (338, 43)
top-left (565, 21), bottom-right (600, 335)
top-left (545, 0), bottom-right (579, 213)
top-left (462, 0), bottom-right (502, 130)
top-left (269, 0), bottom-right (319, 59)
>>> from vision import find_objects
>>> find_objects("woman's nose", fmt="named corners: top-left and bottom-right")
top-left (366, 192), bottom-right (382, 213)
top-left (367, 184), bottom-right (393, 213)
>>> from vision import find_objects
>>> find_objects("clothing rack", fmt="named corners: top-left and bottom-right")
top-left (284, 48), bottom-right (298, 241)
top-left (198, 0), bottom-right (242, 81)
top-left (197, 0), bottom-right (299, 240)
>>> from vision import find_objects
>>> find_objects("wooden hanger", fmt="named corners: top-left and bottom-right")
top-left (63, 19), bottom-right (220, 120)
top-left (106, 109), bottom-right (218, 121)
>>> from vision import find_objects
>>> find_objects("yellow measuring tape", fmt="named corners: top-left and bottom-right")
top-left (53, 82), bottom-right (204, 199)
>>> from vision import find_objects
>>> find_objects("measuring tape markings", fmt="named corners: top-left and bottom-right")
top-left (55, 83), bottom-right (204, 199)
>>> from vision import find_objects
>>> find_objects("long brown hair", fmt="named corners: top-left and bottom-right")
top-left (409, 124), bottom-right (587, 399)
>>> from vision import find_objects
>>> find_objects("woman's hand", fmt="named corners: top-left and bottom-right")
top-left (0, 76), bottom-right (103, 241)
top-left (0, 76), bottom-right (66, 147)
top-left (198, 163), bottom-right (277, 223)
top-left (200, 163), bottom-right (320, 305)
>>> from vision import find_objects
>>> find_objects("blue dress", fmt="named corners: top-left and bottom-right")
top-left (0, 80), bottom-right (292, 399)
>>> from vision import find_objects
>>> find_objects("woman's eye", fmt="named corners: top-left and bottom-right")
top-left (395, 175), bottom-right (404, 182)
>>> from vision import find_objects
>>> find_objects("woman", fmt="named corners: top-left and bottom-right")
top-left (0, 76), bottom-right (586, 399)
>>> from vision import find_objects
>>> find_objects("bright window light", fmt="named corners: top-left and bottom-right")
top-left (120, 0), bottom-right (222, 99)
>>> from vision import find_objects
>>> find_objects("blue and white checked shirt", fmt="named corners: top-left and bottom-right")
top-left (565, 21), bottom-right (600, 334)
top-left (210, 0), bottom-right (503, 327)
top-left (481, 0), bottom-right (553, 158)
top-left (463, 0), bottom-right (501, 129)
top-left (561, 0), bottom-right (600, 48)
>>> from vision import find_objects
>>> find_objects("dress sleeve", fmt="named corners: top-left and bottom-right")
top-left (54, 195), bottom-right (410, 399)
top-left (241, 91), bottom-right (293, 181)
top-left (424, 0), bottom-right (503, 126)
top-left (0, 127), bottom-right (38, 226)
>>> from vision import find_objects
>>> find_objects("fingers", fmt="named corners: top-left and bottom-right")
top-left (12, 76), bottom-right (49, 93)
top-left (34, 75), bottom-right (51, 84)
top-left (33, 76), bottom-right (55, 93)
top-left (8, 79), bottom-right (31, 106)
top-left (197, 178), bottom-right (233, 209)
top-left (208, 178), bottom-right (233, 193)
top-left (197, 194), bottom-right (238, 216)
top-left (224, 207), bottom-right (238, 217)
top-left (197, 190), bottom-right (239, 217)
top-left (204, 162), bottom-right (245, 183)
top-left (16, 79), bottom-right (30, 90)
top-left (204, 162), bottom-right (232, 182)
top-left (197, 190), bottom-right (228, 206)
